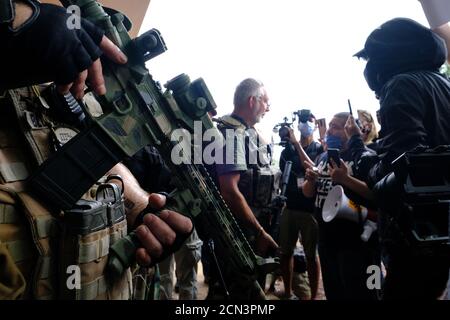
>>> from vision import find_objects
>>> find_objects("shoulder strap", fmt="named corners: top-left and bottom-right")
top-left (215, 115), bottom-right (246, 131)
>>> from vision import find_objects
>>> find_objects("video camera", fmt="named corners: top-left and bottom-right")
top-left (272, 116), bottom-right (294, 147)
top-left (272, 109), bottom-right (312, 146)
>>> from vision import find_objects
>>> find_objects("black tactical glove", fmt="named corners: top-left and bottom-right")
top-left (134, 192), bottom-right (194, 265)
top-left (0, 2), bottom-right (104, 90)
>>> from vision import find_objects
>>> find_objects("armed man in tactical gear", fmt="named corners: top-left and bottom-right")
top-left (210, 78), bottom-right (281, 297)
top-left (0, 0), bottom-right (193, 300)
top-left (2, 0), bottom-right (274, 301)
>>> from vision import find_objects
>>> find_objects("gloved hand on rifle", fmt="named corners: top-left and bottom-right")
top-left (108, 164), bottom-right (194, 268)
top-left (0, 1), bottom-right (127, 98)
top-left (133, 193), bottom-right (194, 266)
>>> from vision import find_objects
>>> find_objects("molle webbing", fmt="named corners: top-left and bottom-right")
top-left (1, 87), bottom-right (132, 299)
top-left (8, 88), bottom-right (53, 166)
top-left (0, 185), bottom-right (58, 300)
top-left (16, 191), bottom-right (59, 300)
top-left (60, 186), bottom-right (132, 300)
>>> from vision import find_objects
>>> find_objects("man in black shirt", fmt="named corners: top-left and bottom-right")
top-left (278, 112), bottom-right (323, 299)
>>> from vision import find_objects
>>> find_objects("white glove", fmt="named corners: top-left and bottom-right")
top-left (360, 220), bottom-right (377, 242)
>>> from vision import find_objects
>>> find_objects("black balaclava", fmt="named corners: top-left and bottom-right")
top-left (355, 18), bottom-right (447, 95)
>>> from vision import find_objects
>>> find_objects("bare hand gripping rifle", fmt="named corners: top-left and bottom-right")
top-left (28, 0), bottom-right (277, 298)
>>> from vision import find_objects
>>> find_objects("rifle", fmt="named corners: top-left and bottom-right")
top-left (28, 0), bottom-right (277, 298)
top-left (268, 161), bottom-right (292, 241)
top-left (280, 161), bottom-right (292, 200)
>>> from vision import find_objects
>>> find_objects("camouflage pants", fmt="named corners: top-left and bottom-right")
top-left (158, 229), bottom-right (202, 300)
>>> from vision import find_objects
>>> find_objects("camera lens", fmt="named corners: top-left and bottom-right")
top-left (279, 126), bottom-right (289, 141)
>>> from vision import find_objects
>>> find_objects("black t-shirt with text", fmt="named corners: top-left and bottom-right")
top-left (279, 141), bottom-right (323, 212)
top-left (313, 148), bottom-right (377, 248)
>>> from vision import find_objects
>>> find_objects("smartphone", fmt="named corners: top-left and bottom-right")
top-left (348, 99), bottom-right (353, 115)
top-left (327, 148), bottom-right (341, 167)
top-left (317, 118), bottom-right (327, 140)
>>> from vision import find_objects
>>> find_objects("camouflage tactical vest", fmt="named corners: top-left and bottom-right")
top-left (216, 115), bottom-right (281, 211)
top-left (0, 86), bottom-right (135, 300)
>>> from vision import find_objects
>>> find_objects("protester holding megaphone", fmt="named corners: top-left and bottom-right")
top-left (327, 157), bottom-right (378, 242)
top-left (301, 112), bottom-right (380, 300)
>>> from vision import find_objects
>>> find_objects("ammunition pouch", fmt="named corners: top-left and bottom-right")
top-left (0, 87), bottom-right (132, 299)
top-left (59, 182), bottom-right (132, 300)
top-left (239, 166), bottom-right (282, 243)
top-left (239, 166), bottom-right (281, 208)
top-left (0, 179), bottom-right (132, 300)
top-left (238, 166), bottom-right (281, 208)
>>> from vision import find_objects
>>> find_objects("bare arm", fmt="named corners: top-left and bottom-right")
top-left (339, 175), bottom-right (374, 201)
top-left (219, 172), bottom-right (263, 233)
top-left (328, 159), bottom-right (374, 201)
top-left (302, 180), bottom-right (316, 198)
top-left (302, 161), bottom-right (318, 198)
top-left (11, 1), bottom-right (33, 29)
top-left (218, 172), bottom-right (278, 254)
top-left (419, 0), bottom-right (450, 62)
top-left (287, 128), bottom-right (315, 167)
top-left (107, 163), bottom-right (149, 226)
top-left (433, 24), bottom-right (450, 63)
top-left (292, 141), bottom-right (315, 167)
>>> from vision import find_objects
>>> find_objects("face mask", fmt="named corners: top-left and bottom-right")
top-left (364, 62), bottom-right (381, 94)
top-left (325, 134), bottom-right (343, 150)
top-left (298, 121), bottom-right (315, 137)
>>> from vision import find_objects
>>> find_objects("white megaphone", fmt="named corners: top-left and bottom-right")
top-left (322, 185), bottom-right (377, 242)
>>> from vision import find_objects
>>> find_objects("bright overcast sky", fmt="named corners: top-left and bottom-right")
top-left (140, 0), bottom-right (429, 141)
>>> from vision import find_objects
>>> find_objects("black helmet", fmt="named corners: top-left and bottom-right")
top-left (354, 18), bottom-right (447, 94)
